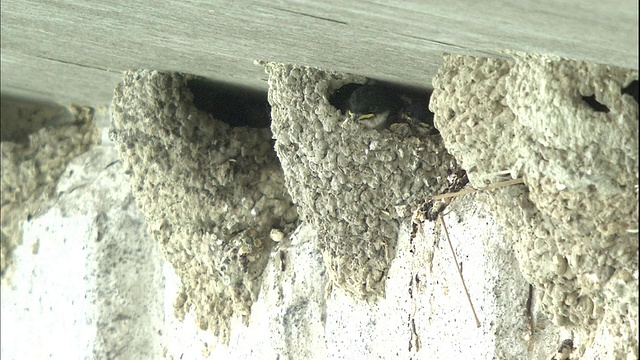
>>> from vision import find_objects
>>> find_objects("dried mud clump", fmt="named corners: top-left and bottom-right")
top-left (1, 104), bottom-right (97, 278)
top-left (430, 53), bottom-right (638, 358)
top-left (109, 70), bottom-right (297, 343)
top-left (261, 62), bottom-right (458, 300)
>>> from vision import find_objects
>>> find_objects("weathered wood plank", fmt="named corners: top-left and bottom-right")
top-left (1, 0), bottom-right (637, 104)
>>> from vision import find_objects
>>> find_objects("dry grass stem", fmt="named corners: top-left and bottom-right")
top-left (438, 215), bottom-right (481, 328)
top-left (433, 178), bottom-right (525, 201)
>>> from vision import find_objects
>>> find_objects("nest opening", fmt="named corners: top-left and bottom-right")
top-left (187, 78), bottom-right (271, 128)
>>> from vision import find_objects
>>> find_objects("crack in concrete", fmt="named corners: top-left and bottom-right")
top-left (36, 55), bottom-right (121, 74)
top-left (271, 7), bottom-right (348, 25)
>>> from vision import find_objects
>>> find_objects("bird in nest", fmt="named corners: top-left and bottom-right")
top-left (331, 83), bottom-right (438, 135)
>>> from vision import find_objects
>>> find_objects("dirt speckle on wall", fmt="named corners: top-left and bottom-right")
top-left (261, 62), bottom-right (460, 300)
top-left (108, 70), bottom-right (298, 344)
top-left (430, 53), bottom-right (638, 358)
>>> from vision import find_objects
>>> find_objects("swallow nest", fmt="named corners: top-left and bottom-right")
top-left (261, 62), bottom-right (459, 301)
top-left (430, 53), bottom-right (638, 358)
top-left (109, 70), bottom-right (298, 344)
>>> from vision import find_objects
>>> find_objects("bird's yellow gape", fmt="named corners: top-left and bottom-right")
top-left (357, 113), bottom-right (375, 121)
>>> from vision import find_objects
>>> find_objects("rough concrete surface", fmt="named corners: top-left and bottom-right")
top-left (165, 198), bottom-right (565, 360)
top-left (1, 1), bottom-right (637, 106)
top-left (109, 70), bottom-right (298, 344)
top-left (1, 99), bottom-right (97, 277)
top-left (326, 194), bottom-right (562, 359)
top-left (167, 197), bottom-right (569, 359)
top-left (1, 100), bottom-right (164, 358)
top-left (431, 53), bottom-right (639, 358)
top-left (42, 143), bottom-right (165, 360)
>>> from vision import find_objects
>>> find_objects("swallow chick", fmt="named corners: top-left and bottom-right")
top-left (399, 100), bottom-right (439, 135)
top-left (346, 85), bottom-right (402, 130)
top-left (328, 83), bottom-right (364, 114)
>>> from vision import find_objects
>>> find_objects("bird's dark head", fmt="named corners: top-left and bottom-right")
top-left (346, 85), bottom-right (401, 129)
top-left (400, 101), bottom-right (439, 135)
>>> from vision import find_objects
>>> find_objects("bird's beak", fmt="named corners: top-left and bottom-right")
top-left (345, 111), bottom-right (376, 124)
top-left (356, 113), bottom-right (375, 121)
top-left (343, 110), bottom-right (355, 125)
